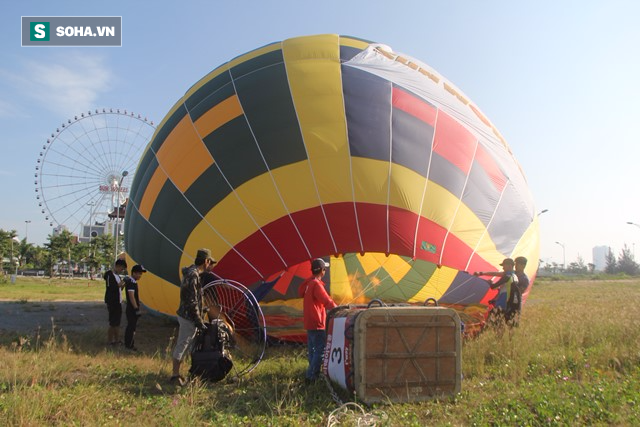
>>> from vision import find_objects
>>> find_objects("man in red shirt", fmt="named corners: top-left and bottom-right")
top-left (298, 258), bottom-right (337, 382)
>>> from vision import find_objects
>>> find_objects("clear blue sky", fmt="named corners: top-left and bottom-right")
top-left (2, 0), bottom-right (639, 267)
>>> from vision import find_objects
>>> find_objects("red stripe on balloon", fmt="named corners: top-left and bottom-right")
top-left (214, 202), bottom-right (497, 286)
top-left (433, 111), bottom-right (477, 175)
top-left (356, 203), bottom-right (388, 251)
top-left (474, 145), bottom-right (507, 192)
top-left (392, 87), bottom-right (437, 126)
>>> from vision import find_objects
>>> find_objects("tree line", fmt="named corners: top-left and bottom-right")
top-left (0, 228), bottom-right (118, 279)
top-left (540, 245), bottom-right (640, 276)
top-left (604, 245), bottom-right (639, 275)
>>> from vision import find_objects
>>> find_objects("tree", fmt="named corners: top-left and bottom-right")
top-left (16, 238), bottom-right (35, 269)
top-left (45, 230), bottom-right (75, 278)
top-left (568, 255), bottom-right (588, 274)
top-left (604, 247), bottom-right (617, 274)
top-left (0, 229), bottom-right (19, 273)
top-left (89, 234), bottom-right (116, 278)
top-left (29, 246), bottom-right (48, 270)
top-left (617, 244), bottom-right (639, 275)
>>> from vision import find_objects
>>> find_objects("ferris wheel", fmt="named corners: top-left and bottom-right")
top-left (34, 108), bottom-right (155, 239)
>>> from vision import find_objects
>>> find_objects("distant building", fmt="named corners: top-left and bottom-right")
top-left (78, 222), bottom-right (107, 243)
top-left (52, 224), bottom-right (68, 236)
top-left (592, 245), bottom-right (610, 271)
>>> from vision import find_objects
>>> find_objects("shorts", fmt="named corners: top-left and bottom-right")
top-left (107, 302), bottom-right (122, 327)
top-left (172, 316), bottom-right (197, 361)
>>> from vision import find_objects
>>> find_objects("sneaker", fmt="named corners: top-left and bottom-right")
top-left (170, 375), bottom-right (186, 386)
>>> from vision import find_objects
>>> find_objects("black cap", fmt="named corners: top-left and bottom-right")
top-left (311, 258), bottom-right (329, 273)
top-left (131, 264), bottom-right (146, 273)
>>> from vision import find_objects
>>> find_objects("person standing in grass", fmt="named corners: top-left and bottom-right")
top-left (170, 248), bottom-right (216, 385)
top-left (514, 256), bottom-right (530, 300)
top-left (104, 258), bottom-right (127, 346)
top-left (474, 258), bottom-right (519, 321)
top-left (124, 264), bottom-right (147, 351)
top-left (298, 258), bottom-right (337, 382)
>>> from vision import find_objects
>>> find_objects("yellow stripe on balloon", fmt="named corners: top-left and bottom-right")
top-left (389, 163), bottom-right (428, 213)
top-left (328, 255), bottom-right (354, 304)
top-left (269, 161), bottom-right (323, 214)
top-left (354, 253), bottom-right (412, 285)
top-left (422, 181), bottom-right (491, 253)
top-left (379, 254), bottom-right (413, 283)
top-left (175, 158), bottom-right (507, 267)
top-left (283, 34), bottom-right (352, 204)
top-left (356, 252), bottom-right (387, 274)
top-left (408, 264), bottom-right (458, 303)
top-left (351, 157), bottom-right (389, 203)
top-left (510, 217), bottom-right (540, 276)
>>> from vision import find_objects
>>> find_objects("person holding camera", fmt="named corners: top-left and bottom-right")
top-left (170, 248), bottom-right (216, 385)
top-left (124, 264), bottom-right (147, 351)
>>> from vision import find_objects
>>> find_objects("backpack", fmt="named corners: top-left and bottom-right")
top-left (189, 319), bottom-right (234, 382)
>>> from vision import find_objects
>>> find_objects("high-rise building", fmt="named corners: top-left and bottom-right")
top-left (592, 245), bottom-right (610, 271)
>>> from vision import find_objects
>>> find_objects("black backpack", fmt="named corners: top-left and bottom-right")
top-left (189, 319), bottom-right (234, 382)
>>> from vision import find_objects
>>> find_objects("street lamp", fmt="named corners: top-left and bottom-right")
top-left (555, 241), bottom-right (566, 271)
top-left (10, 236), bottom-right (19, 276)
top-left (114, 170), bottom-right (128, 260)
top-left (628, 222), bottom-right (640, 259)
top-left (24, 220), bottom-right (31, 243)
top-left (87, 201), bottom-right (95, 241)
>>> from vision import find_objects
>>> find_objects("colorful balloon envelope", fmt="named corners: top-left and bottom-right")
top-left (125, 34), bottom-right (539, 340)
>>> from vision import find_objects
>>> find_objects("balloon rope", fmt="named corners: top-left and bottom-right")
top-left (385, 89), bottom-right (393, 255)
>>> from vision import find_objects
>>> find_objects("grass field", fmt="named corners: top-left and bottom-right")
top-left (1, 278), bottom-right (639, 425)
top-left (0, 276), bottom-right (104, 301)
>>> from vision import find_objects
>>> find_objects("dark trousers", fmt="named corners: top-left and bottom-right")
top-left (124, 308), bottom-right (139, 349)
top-left (306, 329), bottom-right (326, 380)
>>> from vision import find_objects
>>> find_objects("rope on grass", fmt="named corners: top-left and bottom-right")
top-left (326, 402), bottom-right (388, 427)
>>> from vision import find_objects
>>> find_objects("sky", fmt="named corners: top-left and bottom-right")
top-left (1, 0), bottom-right (640, 268)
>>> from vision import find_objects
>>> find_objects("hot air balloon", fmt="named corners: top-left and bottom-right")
top-left (124, 34), bottom-right (539, 341)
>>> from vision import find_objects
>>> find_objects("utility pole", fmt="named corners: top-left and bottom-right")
top-left (114, 171), bottom-right (128, 260)
top-left (555, 241), bottom-right (566, 271)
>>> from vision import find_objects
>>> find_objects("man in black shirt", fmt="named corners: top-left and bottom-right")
top-left (104, 259), bottom-right (127, 345)
top-left (124, 264), bottom-right (147, 351)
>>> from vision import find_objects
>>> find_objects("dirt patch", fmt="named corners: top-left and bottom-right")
top-left (0, 300), bottom-right (180, 356)
top-left (0, 301), bottom-right (109, 334)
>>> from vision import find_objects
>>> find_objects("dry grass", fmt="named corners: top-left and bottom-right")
top-left (0, 279), bottom-right (639, 425)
